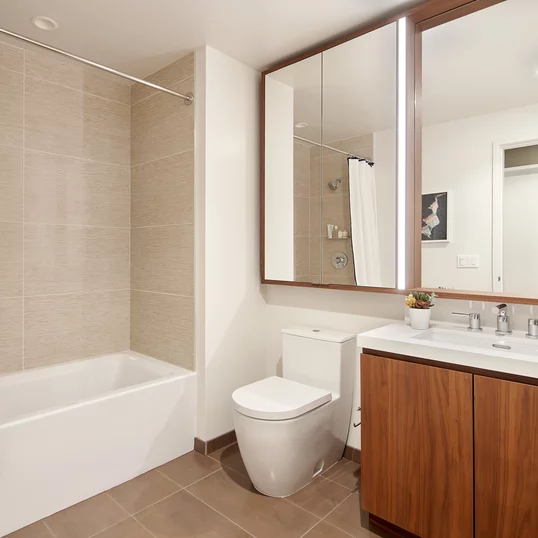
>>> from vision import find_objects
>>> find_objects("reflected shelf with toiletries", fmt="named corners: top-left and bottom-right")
top-left (327, 224), bottom-right (350, 240)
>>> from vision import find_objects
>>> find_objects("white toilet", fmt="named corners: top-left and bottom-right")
top-left (232, 327), bottom-right (355, 497)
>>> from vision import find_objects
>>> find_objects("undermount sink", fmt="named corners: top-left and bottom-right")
top-left (412, 327), bottom-right (538, 358)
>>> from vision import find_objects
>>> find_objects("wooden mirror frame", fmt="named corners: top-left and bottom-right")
top-left (411, 0), bottom-right (538, 305)
top-left (260, 0), bottom-right (502, 296)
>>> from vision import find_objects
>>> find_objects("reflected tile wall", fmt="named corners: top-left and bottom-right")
top-left (0, 38), bottom-right (131, 374)
top-left (130, 53), bottom-right (195, 369)
top-left (294, 140), bottom-right (311, 282)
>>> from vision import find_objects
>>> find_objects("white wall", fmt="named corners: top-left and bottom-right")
top-left (422, 102), bottom-right (538, 291)
top-left (195, 46), bottom-right (267, 442)
top-left (264, 77), bottom-right (295, 281)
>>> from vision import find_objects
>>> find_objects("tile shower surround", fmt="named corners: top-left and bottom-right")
top-left (7, 444), bottom-right (386, 538)
top-left (0, 39), bottom-right (130, 374)
top-left (0, 38), bottom-right (195, 374)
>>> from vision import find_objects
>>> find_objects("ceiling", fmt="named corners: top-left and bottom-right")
top-left (0, 0), bottom-right (422, 78)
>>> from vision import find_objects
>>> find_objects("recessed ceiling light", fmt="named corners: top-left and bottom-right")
top-left (31, 16), bottom-right (59, 31)
top-left (295, 122), bottom-right (309, 129)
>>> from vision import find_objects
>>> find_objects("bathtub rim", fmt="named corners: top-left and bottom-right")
top-left (0, 351), bottom-right (196, 430)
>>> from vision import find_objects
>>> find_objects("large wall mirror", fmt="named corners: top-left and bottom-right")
top-left (262, 0), bottom-right (533, 301)
top-left (263, 22), bottom-right (398, 289)
top-left (419, 0), bottom-right (538, 299)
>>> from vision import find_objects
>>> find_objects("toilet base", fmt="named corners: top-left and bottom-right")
top-left (233, 401), bottom-right (345, 498)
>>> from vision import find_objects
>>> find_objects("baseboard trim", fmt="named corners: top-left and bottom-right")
top-left (194, 430), bottom-right (237, 456)
top-left (193, 437), bottom-right (207, 455)
top-left (195, 430), bottom-right (360, 463)
top-left (343, 445), bottom-right (361, 463)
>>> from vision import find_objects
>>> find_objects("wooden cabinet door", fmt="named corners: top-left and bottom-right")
top-left (361, 354), bottom-right (473, 538)
top-left (475, 375), bottom-right (538, 538)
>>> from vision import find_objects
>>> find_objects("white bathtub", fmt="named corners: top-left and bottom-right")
top-left (0, 352), bottom-right (196, 537)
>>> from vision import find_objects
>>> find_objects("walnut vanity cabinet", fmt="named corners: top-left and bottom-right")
top-left (362, 352), bottom-right (538, 538)
top-left (361, 353), bottom-right (474, 538)
top-left (474, 376), bottom-right (538, 538)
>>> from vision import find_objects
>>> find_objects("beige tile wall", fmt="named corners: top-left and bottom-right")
top-left (0, 39), bottom-right (131, 374)
top-left (130, 53), bottom-right (195, 370)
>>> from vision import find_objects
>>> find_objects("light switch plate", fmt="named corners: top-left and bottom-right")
top-left (457, 254), bottom-right (479, 268)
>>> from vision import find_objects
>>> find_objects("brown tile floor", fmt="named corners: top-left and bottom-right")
top-left (8, 444), bottom-right (386, 538)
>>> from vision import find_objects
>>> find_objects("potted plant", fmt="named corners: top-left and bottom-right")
top-left (405, 291), bottom-right (436, 330)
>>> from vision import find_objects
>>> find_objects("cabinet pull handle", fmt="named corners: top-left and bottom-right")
top-left (353, 406), bottom-right (361, 428)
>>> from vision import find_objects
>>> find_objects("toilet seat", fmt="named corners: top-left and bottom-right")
top-left (232, 376), bottom-right (331, 420)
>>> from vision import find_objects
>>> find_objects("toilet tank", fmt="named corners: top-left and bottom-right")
top-left (281, 327), bottom-right (356, 397)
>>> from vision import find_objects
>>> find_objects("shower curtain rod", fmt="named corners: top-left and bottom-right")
top-left (0, 27), bottom-right (194, 105)
top-left (293, 135), bottom-right (374, 165)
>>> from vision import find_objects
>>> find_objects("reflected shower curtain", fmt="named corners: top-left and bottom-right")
top-left (348, 158), bottom-right (382, 286)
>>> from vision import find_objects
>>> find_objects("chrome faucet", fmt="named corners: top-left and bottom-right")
top-left (495, 304), bottom-right (512, 336)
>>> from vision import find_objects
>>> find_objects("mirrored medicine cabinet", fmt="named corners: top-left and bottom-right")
top-left (263, 22), bottom-right (398, 290)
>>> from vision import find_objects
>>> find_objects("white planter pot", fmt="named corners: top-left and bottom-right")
top-left (408, 308), bottom-right (431, 330)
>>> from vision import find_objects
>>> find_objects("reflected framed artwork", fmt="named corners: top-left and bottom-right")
top-left (421, 191), bottom-right (448, 242)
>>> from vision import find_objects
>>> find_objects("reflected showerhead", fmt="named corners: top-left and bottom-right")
top-left (328, 178), bottom-right (343, 191)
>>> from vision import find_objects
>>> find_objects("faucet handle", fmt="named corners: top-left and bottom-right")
top-left (527, 319), bottom-right (538, 339)
top-left (496, 303), bottom-right (508, 315)
top-left (452, 312), bottom-right (482, 332)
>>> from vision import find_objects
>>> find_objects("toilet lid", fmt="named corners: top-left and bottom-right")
top-left (232, 376), bottom-right (332, 420)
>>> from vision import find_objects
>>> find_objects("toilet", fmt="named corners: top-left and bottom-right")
top-left (232, 327), bottom-right (355, 497)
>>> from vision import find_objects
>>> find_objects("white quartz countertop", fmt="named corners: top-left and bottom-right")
top-left (357, 322), bottom-right (538, 379)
